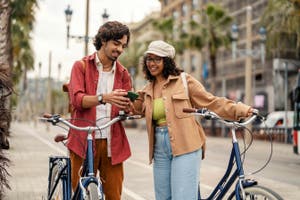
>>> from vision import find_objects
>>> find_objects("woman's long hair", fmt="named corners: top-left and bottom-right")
top-left (142, 56), bottom-right (183, 81)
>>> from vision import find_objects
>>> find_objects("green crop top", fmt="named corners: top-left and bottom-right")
top-left (152, 98), bottom-right (166, 125)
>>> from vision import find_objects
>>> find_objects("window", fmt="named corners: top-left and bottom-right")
top-left (192, 0), bottom-right (199, 10)
top-left (173, 10), bottom-right (179, 20)
top-left (192, 14), bottom-right (199, 23)
top-left (191, 55), bottom-right (197, 72)
top-left (182, 20), bottom-right (189, 34)
top-left (181, 3), bottom-right (188, 17)
top-left (181, 57), bottom-right (186, 71)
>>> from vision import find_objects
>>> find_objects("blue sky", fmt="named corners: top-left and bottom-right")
top-left (29, 0), bottom-right (160, 81)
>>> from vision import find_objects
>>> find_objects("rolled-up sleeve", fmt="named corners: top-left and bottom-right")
top-left (69, 61), bottom-right (86, 110)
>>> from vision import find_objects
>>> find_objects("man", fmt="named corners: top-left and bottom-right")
top-left (68, 21), bottom-right (132, 200)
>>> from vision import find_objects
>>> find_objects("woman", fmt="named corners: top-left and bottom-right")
top-left (132, 40), bottom-right (255, 200)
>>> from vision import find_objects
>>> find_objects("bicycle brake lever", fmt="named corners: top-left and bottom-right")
top-left (256, 114), bottom-right (265, 121)
top-left (251, 110), bottom-right (265, 121)
top-left (50, 114), bottom-right (61, 125)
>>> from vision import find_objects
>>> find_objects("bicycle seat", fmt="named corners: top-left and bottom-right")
top-left (54, 134), bottom-right (68, 143)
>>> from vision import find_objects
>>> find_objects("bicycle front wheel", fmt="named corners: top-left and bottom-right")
top-left (85, 182), bottom-right (103, 200)
top-left (228, 185), bottom-right (283, 200)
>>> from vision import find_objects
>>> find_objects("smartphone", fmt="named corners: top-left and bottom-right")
top-left (126, 91), bottom-right (139, 102)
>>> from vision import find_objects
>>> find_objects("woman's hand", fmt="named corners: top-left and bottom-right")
top-left (247, 108), bottom-right (259, 117)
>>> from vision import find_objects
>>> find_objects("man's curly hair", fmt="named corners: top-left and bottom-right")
top-left (93, 21), bottom-right (130, 50)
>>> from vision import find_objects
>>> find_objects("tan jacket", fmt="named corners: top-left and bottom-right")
top-left (134, 73), bottom-right (251, 163)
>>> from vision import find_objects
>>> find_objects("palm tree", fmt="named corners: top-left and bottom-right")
top-left (0, 0), bottom-right (12, 196)
top-left (0, 0), bottom-right (37, 196)
top-left (261, 0), bottom-right (300, 58)
top-left (119, 41), bottom-right (147, 89)
top-left (10, 0), bottom-right (38, 89)
top-left (152, 17), bottom-right (174, 42)
top-left (185, 3), bottom-right (232, 137)
top-left (187, 3), bottom-right (232, 94)
top-left (152, 17), bottom-right (185, 55)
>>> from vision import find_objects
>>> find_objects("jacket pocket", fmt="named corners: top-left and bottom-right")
top-left (172, 92), bottom-right (191, 119)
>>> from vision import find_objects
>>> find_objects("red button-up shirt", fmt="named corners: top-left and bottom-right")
top-left (67, 53), bottom-right (132, 165)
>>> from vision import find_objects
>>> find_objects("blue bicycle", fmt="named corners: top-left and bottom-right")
top-left (42, 111), bottom-right (141, 200)
top-left (183, 108), bottom-right (283, 200)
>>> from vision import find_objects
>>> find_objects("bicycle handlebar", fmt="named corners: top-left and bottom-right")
top-left (183, 108), bottom-right (263, 128)
top-left (41, 111), bottom-right (142, 132)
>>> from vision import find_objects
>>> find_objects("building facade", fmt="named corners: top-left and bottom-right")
top-left (159, 0), bottom-right (300, 115)
top-left (130, 0), bottom-right (299, 115)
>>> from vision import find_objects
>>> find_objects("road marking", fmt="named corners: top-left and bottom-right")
top-left (127, 159), bottom-right (152, 170)
top-left (26, 128), bottom-right (67, 155)
top-left (27, 125), bottom-right (212, 199)
top-left (27, 130), bottom-right (149, 200)
top-left (123, 187), bottom-right (147, 200)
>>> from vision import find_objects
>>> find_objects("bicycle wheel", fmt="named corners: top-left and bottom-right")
top-left (48, 165), bottom-right (63, 200)
top-left (85, 182), bottom-right (102, 200)
top-left (228, 185), bottom-right (283, 200)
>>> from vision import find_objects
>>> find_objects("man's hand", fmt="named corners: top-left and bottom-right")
top-left (103, 89), bottom-right (130, 109)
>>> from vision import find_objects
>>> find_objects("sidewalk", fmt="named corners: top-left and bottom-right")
top-left (4, 122), bottom-right (64, 200)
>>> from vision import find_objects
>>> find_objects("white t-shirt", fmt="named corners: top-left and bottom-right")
top-left (95, 55), bottom-right (115, 139)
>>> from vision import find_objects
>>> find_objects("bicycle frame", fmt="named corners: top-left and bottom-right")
top-left (44, 112), bottom-right (141, 200)
top-left (72, 129), bottom-right (102, 200)
top-left (183, 108), bottom-right (282, 200)
top-left (48, 156), bottom-right (72, 200)
top-left (202, 128), bottom-right (256, 200)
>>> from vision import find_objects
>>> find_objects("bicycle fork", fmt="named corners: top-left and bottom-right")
top-left (78, 130), bottom-right (103, 199)
top-left (232, 129), bottom-right (257, 200)
top-left (48, 156), bottom-right (72, 200)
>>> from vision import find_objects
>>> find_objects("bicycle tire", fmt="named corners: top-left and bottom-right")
top-left (228, 185), bottom-right (283, 200)
top-left (49, 165), bottom-right (63, 200)
top-left (85, 182), bottom-right (102, 200)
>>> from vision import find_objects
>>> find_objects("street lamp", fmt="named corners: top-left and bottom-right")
top-left (230, 6), bottom-right (267, 108)
top-left (64, 3), bottom-right (110, 56)
top-left (102, 9), bottom-right (109, 24)
top-left (64, 5), bottom-right (73, 49)
top-left (231, 24), bottom-right (266, 64)
top-left (259, 26), bottom-right (267, 65)
top-left (64, 2), bottom-right (92, 55)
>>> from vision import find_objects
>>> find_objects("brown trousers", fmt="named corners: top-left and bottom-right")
top-left (70, 139), bottom-right (123, 200)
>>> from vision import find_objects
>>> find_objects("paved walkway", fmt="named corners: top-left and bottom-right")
top-left (3, 122), bottom-right (61, 200)
top-left (3, 121), bottom-right (300, 200)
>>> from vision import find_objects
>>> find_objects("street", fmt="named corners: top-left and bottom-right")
top-left (3, 121), bottom-right (300, 200)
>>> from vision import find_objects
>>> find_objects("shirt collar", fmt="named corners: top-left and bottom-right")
top-left (95, 51), bottom-right (115, 73)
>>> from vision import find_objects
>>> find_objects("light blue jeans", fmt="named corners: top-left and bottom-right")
top-left (153, 126), bottom-right (202, 200)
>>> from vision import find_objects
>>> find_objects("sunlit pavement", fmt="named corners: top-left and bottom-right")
top-left (3, 121), bottom-right (300, 200)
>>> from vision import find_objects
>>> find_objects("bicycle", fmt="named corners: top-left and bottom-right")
top-left (182, 108), bottom-right (283, 200)
top-left (41, 111), bottom-right (141, 200)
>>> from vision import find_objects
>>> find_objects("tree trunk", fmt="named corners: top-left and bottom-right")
top-left (0, 0), bottom-right (12, 196)
top-left (0, 0), bottom-right (13, 147)
top-left (210, 53), bottom-right (217, 94)
top-left (209, 52), bottom-right (217, 136)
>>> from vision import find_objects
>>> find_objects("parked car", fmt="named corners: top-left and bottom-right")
top-left (261, 111), bottom-right (294, 128)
